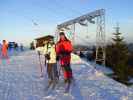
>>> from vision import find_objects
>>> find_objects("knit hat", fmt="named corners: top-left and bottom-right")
top-left (59, 32), bottom-right (65, 36)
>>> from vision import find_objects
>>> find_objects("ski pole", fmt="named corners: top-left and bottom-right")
top-left (38, 51), bottom-right (43, 77)
top-left (58, 61), bottom-right (62, 79)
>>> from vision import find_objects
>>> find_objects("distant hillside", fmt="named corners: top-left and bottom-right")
top-left (128, 43), bottom-right (133, 52)
top-left (74, 45), bottom-right (95, 51)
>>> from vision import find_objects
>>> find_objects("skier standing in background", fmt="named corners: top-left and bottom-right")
top-left (56, 32), bottom-right (73, 92)
top-left (20, 44), bottom-right (24, 51)
top-left (1, 40), bottom-right (9, 64)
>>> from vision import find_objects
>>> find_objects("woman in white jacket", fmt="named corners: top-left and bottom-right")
top-left (43, 40), bottom-right (59, 85)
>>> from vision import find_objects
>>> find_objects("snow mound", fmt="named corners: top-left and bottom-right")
top-left (71, 53), bottom-right (83, 64)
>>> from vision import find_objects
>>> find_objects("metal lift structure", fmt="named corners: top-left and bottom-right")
top-left (56, 9), bottom-right (106, 65)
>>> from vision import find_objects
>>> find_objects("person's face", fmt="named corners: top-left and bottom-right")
top-left (60, 35), bottom-right (65, 40)
top-left (3, 40), bottom-right (6, 44)
top-left (49, 40), bottom-right (54, 45)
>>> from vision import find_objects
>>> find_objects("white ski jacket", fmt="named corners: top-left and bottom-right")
top-left (36, 44), bottom-right (56, 64)
top-left (43, 44), bottom-right (56, 64)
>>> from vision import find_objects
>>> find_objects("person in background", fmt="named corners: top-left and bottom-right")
top-left (1, 40), bottom-right (9, 64)
top-left (14, 43), bottom-right (18, 51)
top-left (55, 32), bottom-right (73, 92)
top-left (30, 42), bottom-right (35, 50)
top-left (20, 44), bottom-right (24, 51)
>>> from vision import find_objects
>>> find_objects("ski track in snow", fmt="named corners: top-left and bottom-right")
top-left (0, 50), bottom-right (133, 100)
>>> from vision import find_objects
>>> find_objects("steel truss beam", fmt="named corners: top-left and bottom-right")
top-left (57, 9), bottom-right (105, 29)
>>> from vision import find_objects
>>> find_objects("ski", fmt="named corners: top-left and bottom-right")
top-left (44, 80), bottom-right (53, 91)
top-left (45, 79), bottom-right (58, 91)
top-left (64, 83), bottom-right (71, 93)
top-left (51, 78), bottom-right (59, 90)
top-left (51, 82), bottom-right (57, 90)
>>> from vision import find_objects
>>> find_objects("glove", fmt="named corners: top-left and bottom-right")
top-left (56, 56), bottom-right (60, 61)
top-left (45, 54), bottom-right (50, 60)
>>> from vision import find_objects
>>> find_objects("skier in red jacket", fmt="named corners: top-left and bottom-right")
top-left (56, 32), bottom-right (73, 92)
top-left (1, 40), bottom-right (9, 64)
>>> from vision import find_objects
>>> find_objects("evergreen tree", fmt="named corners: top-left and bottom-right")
top-left (113, 33), bottom-right (128, 81)
top-left (106, 24), bottom-right (129, 83)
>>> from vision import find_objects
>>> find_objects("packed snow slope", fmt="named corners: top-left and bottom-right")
top-left (0, 50), bottom-right (133, 100)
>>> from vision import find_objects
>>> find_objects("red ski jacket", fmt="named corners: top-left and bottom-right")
top-left (56, 40), bottom-right (73, 65)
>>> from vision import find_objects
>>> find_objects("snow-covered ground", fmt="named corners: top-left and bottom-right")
top-left (82, 58), bottom-right (114, 75)
top-left (0, 50), bottom-right (133, 100)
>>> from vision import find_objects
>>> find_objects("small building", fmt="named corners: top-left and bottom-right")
top-left (35, 35), bottom-right (54, 48)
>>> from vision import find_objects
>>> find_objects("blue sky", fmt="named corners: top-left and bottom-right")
top-left (0, 0), bottom-right (133, 45)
